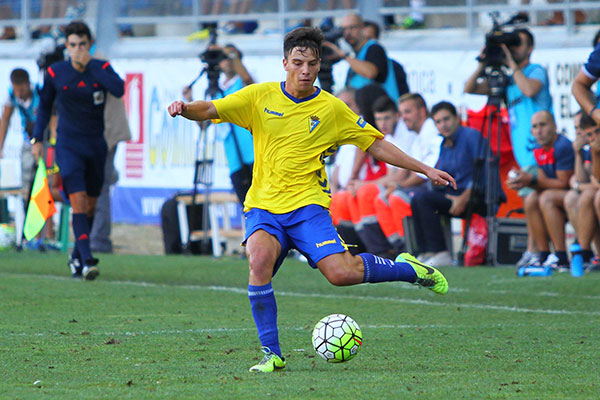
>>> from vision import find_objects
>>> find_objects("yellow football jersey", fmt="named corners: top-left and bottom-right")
top-left (212, 81), bottom-right (383, 213)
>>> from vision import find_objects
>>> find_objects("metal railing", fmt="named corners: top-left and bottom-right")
top-left (0, 0), bottom-right (596, 44)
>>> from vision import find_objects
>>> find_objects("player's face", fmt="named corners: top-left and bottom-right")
top-left (583, 125), bottom-right (600, 146)
top-left (12, 82), bottom-right (31, 100)
top-left (508, 32), bottom-right (531, 64)
top-left (399, 99), bottom-right (425, 132)
top-left (374, 110), bottom-right (399, 135)
top-left (433, 109), bottom-right (459, 138)
top-left (573, 113), bottom-right (583, 138)
top-left (283, 47), bottom-right (320, 98)
top-left (66, 34), bottom-right (91, 61)
top-left (531, 112), bottom-right (556, 147)
top-left (341, 16), bottom-right (363, 47)
top-left (219, 58), bottom-right (233, 74)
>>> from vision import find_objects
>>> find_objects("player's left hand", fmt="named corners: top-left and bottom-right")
top-left (168, 100), bottom-right (187, 117)
top-left (426, 167), bottom-right (456, 189)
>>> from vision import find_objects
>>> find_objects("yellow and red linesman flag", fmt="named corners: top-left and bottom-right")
top-left (24, 157), bottom-right (56, 241)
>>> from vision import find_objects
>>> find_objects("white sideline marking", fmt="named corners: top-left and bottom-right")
top-left (7, 324), bottom-right (455, 338)
top-left (2, 272), bottom-right (600, 316)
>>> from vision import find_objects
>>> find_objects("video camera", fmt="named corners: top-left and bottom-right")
top-left (319, 25), bottom-right (344, 93)
top-left (198, 28), bottom-right (228, 95)
top-left (37, 37), bottom-right (66, 71)
top-left (480, 12), bottom-right (522, 69)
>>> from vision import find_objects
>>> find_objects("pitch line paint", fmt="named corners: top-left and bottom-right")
top-left (2, 272), bottom-right (599, 316)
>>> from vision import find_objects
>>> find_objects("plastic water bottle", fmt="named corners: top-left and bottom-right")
top-left (570, 242), bottom-right (584, 277)
top-left (517, 266), bottom-right (553, 277)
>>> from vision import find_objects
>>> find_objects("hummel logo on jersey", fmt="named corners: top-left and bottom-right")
top-left (264, 107), bottom-right (284, 117)
top-left (357, 117), bottom-right (367, 128)
top-left (316, 239), bottom-right (336, 248)
top-left (309, 115), bottom-right (320, 133)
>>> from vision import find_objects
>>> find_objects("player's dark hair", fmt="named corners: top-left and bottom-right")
top-left (372, 95), bottom-right (397, 114)
top-left (580, 112), bottom-right (598, 129)
top-left (514, 28), bottom-right (534, 48)
top-left (10, 68), bottom-right (30, 85)
top-left (65, 20), bottom-right (92, 41)
top-left (399, 92), bottom-right (428, 112)
top-left (283, 27), bottom-right (323, 59)
top-left (431, 101), bottom-right (457, 117)
top-left (225, 43), bottom-right (243, 60)
top-left (363, 20), bottom-right (380, 40)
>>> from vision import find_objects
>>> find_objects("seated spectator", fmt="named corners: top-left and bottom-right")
top-left (358, 93), bottom-right (440, 255)
top-left (507, 111), bottom-right (574, 271)
top-left (564, 110), bottom-right (600, 262)
top-left (352, 95), bottom-right (414, 255)
top-left (329, 87), bottom-right (367, 255)
top-left (410, 101), bottom-right (491, 266)
top-left (570, 112), bottom-right (600, 269)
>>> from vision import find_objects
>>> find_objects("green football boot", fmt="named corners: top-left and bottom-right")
top-left (249, 347), bottom-right (286, 373)
top-left (396, 252), bottom-right (448, 295)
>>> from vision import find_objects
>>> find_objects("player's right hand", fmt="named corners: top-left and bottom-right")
top-left (168, 100), bottom-right (186, 117)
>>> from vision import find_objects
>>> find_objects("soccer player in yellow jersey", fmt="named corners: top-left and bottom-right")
top-left (168, 27), bottom-right (456, 373)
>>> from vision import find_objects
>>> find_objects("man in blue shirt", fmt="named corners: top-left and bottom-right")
top-left (410, 101), bottom-right (494, 266)
top-left (32, 21), bottom-right (125, 280)
top-left (183, 43), bottom-right (254, 203)
top-left (465, 28), bottom-right (553, 170)
top-left (324, 14), bottom-right (400, 103)
top-left (465, 28), bottom-right (553, 262)
top-left (507, 111), bottom-right (574, 271)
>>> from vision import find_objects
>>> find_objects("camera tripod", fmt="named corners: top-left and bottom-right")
top-left (458, 67), bottom-right (506, 266)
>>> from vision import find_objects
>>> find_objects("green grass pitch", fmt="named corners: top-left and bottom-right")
top-left (0, 250), bottom-right (598, 399)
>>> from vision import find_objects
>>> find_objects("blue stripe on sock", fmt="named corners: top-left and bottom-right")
top-left (359, 253), bottom-right (417, 283)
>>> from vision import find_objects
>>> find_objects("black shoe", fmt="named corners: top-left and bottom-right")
top-left (68, 256), bottom-right (83, 278)
top-left (82, 258), bottom-right (100, 281)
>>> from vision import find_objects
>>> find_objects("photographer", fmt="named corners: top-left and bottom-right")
top-left (324, 14), bottom-right (400, 102)
top-left (464, 28), bottom-right (552, 171)
top-left (183, 43), bottom-right (254, 204)
top-left (0, 69), bottom-right (38, 192)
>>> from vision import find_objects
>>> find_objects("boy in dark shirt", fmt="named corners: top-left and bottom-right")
top-left (32, 21), bottom-right (125, 280)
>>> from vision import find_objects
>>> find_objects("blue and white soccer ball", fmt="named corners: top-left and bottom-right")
top-left (312, 314), bottom-right (362, 363)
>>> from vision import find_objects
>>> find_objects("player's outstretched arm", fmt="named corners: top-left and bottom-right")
top-left (367, 138), bottom-right (457, 189)
top-left (168, 100), bottom-right (219, 121)
top-left (572, 71), bottom-right (600, 124)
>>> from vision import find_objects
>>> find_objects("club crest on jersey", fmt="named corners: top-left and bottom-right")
top-left (357, 117), bottom-right (366, 128)
top-left (309, 115), bottom-right (320, 133)
top-left (93, 90), bottom-right (105, 105)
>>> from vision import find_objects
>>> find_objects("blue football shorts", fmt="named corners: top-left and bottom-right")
top-left (55, 135), bottom-right (107, 197)
top-left (244, 204), bottom-right (348, 276)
